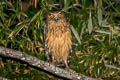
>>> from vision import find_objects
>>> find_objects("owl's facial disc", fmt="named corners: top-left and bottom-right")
top-left (48, 12), bottom-right (63, 22)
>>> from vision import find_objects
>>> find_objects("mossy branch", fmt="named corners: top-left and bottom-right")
top-left (0, 46), bottom-right (102, 80)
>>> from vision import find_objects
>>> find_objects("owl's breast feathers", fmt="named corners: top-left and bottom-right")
top-left (45, 19), bottom-right (72, 64)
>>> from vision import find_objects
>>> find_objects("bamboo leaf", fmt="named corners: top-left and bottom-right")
top-left (29, 10), bottom-right (41, 25)
top-left (98, 6), bottom-right (102, 26)
top-left (88, 10), bottom-right (93, 34)
top-left (95, 30), bottom-right (111, 34)
top-left (71, 25), bottom-right (81, 44)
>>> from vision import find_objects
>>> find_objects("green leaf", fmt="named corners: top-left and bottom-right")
top-left (29, 10), bottom-right (41, 25)
top-left (95, 30), bottom-right (111, 34)
top-left (71, 25), bottom-right (81, 44)
top-left (64, 0), bottom-right (73, 11)
top-left (88, 10), bottom-right (93, 34)
top-left (98, 6), bottom-right (102, 26)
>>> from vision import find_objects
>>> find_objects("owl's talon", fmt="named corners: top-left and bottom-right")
top-left (68, 68), bottom-right (76, 73)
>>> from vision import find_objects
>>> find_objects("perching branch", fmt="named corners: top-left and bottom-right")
top-left (0, 46), bottom-right (102, 80)
top-left (0, 77), bottom-right (11, 80)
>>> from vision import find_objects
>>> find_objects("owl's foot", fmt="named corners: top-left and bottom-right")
top-left (64, 61), bottom-right (75, 73)
top-left (66, 67), bottom-right (76, 73)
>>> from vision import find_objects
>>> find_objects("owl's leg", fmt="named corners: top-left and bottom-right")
top-left (51, 56), bottom-right (58, 71)
top-left (64, 60), bottom-right (69, 69)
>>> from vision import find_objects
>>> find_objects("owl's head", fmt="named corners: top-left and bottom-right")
top-left (45, 10), bottom-right (66, 22)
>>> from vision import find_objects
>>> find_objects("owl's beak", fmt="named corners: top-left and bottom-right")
top-left (54, 17), bottom-right (59, 22)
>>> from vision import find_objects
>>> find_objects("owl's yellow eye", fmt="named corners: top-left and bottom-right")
top-left (58, 13), bottom-right (62, 18)
top-left (49, 14), bottom-right (54, 18)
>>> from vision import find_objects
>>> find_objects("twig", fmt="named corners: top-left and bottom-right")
top-left (0, 46), bottom-right (102, 80)
top-left (105, 64), bottom-right (120, 71)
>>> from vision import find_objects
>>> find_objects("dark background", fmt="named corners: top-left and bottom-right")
top-left (0, 0), bottom-right (120, 80)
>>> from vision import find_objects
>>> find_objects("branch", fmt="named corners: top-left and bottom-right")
top-left (0, 46), bottom-right (102, 80)
top-left (0, 77), bottom-right (11, 80)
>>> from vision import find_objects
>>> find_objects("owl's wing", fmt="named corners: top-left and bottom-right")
top-left (44, 24), bottom-right (52, 62)
top-left (44, 24), bottom-right (47, 41)
top-left (67, 25), bottom-right (73, 64)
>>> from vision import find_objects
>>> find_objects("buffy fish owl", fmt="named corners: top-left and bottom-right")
top-left (44, 10), bottom-right (72, 69)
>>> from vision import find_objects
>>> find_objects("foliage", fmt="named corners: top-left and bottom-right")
top-left (0, 0), bottom-right (120, 80)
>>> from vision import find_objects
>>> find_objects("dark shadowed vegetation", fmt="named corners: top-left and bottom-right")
top-left (0, 0), bottom-right (120, 80)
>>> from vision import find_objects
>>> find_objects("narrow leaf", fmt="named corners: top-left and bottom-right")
top-left (71, 25), bottom-right (81, 44)
top-left (29, 11), bottom-right (41, 25)
top-left (95, 30), bottom-right (111, 34)
top-left (88, 11), bottom-right (93, 34)
top-left (98, 6), bottom-right (102, 26)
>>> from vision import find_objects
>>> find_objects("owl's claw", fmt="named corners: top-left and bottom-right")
top-left (66, 67), bottom-right (76, 73)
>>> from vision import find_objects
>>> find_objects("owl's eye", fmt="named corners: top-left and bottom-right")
top-left (58, 13), bottom-right (62, 18)
top-left (49, 14), bottom-right (54, 18)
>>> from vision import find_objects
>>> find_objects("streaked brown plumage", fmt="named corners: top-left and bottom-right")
top-left (44, 10), bottom-right (72, 69)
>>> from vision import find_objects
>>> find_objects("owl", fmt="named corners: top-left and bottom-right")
top-left (44, 10), bottom-right (72, 69)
